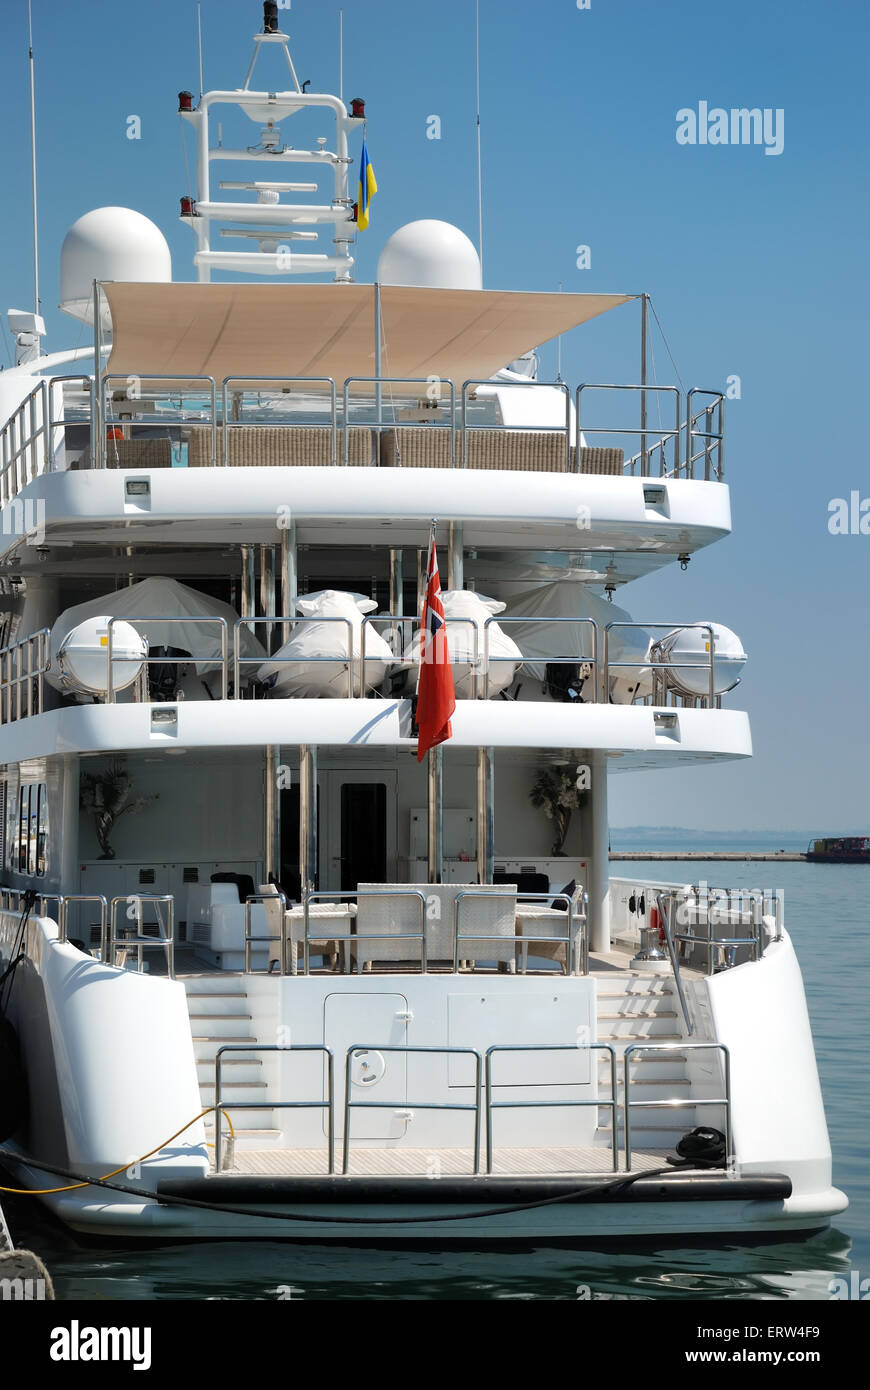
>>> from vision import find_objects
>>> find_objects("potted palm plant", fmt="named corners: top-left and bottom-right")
top-left (529, 759), bottom-right (588, 856)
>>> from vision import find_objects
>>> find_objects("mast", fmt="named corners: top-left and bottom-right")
top-left (178, 2), bottom-right (362, 283)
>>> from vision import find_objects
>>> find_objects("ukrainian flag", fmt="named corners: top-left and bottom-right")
top-left (357, 139), bottom-right (377, 230)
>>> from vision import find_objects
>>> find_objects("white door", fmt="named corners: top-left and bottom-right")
top-left (321, 770), bottom-right (398, 893)
top-left (324, 992), bottom-right (409, 1140)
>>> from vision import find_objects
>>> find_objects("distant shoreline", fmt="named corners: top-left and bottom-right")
top-left (610, 850), bottom-right (807, 861)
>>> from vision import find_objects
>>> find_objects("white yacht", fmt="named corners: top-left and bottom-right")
top-left (0, 6), bottom-right (846, 1241)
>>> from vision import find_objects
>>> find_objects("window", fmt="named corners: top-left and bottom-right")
top-left (12, 781), bottom-right (48, 878)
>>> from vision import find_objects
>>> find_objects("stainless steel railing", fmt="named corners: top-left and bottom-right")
top-left (244, 889), bottom-right (289, 973)
top-left (58, 894), bottom-right (109, 957)
top-left (604, 621), bottom-right (718, 709)
top-left (0, 374), bottom-right (728, 508)
top-left (0, 628), bottom-right (50, 724)
top-left (481, 615), bottom-right (598, 701)
top-left (105, 614), bottom-right (229, 703)
top-left (661, 885), bottom-right (774, 975)
top-left (1, 613), bottom-right (739, 717)
top-left (462, 379), bottom-right (572, 470)
top-left (577, 383), bottom-right (682, 477)
top-left (342, 1044), bottom-right (482, 1174)
top-left (301, 888), bottom-right (428, 976)
top-left (214, 1043), bottom-right (334, 1174)
top-left (0, 375), bottom-right (94, 503)
top-left (108, 894), bottom-right (175, 977)
top-left (222, 376), bottom-right (339, 466)
top-left (484, 1043), bottom-right (618, 1173)
top-left (685, 389), bottom-right (725, 481)
top-left (622, 1041), bottom-right (732, 1171)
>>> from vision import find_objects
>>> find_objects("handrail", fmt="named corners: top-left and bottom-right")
top-left (461, 379), bottom-right (572, 471)
top-left (484, 1043), bottom-right (618, 1173)
top-left (342, 376), bottom-right (457, 467)
top-left (302, 888), bottom-right (428, 976)
top-left (654, 892), bottom-right (693, 1034)
top-left (108, 894), bottom-right (175, 977)
top-left (221, 376), bottom-right (339, 466)
top-left (482, 615), bottom-right (598, 701)
top-left (511, 890), bottom-right (586, 976)
top-left (604, 621), bottom-right (716, 707)
top-left (0, 374), bottom-right (94, 503)
top-left (342, 1044), bottom-right (482, 1175)
top-left (664, 885), bottom-right (764, 975)
top-left (0, 628), bottom-right (50, 724)
top-left (685, 388), bottom-right (725, 481)
top-left (233, 615), bottom-right (354, 697)
top-left (623, 1042), bottom-right (732, 1171)
top-left (215, 1043), bottom-right (334, 1174)
top-left (361, 613), bottom-right (479, 698)
top-left (453, 887), bottom-right (522, 972)
top-left (100, 373), bottom-right (218, 470)
top-left (57, 894), bottom-right (108, 958)
top-left (105, 614), bottom-right (229, 704)
top-left (577, 383), bottom-right (681, 477)
top-left (244, 889), bottom-right (288, 973)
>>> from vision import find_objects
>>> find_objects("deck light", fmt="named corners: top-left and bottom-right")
top-left (178, 91), bottom-right (194, 113)
top-left (350, 97), bottom-right (366, 119)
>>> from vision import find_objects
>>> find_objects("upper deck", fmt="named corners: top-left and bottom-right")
top-left (0, 358), bottom-right (729, 578)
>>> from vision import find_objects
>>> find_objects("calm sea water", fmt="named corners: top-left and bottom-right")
top-left (4, 846), bottom-right (867, 1301)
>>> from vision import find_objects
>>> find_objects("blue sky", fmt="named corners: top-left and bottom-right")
top-left (1, 0), bottom-right (868, 833)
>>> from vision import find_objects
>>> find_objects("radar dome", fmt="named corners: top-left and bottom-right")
top-left (60, 208), bottom-right (172, 323)
top-left (377, 220), bottom-right (482, 290)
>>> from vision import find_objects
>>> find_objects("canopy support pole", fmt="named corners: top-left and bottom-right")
top-left (587, 749), bottom-right (611, 953)
top-left (299, 745), bottom-right (318, 898)
top-left (389, 548), bottom-right (403, 652)
top-left (476, 746), bottom-right (494, 885)
top-left (241, 545), bottom-right (255, 636)
top-left (259, 545), bottom-right (276, 655)
top-left (448, 521), bottom-right (464, 591)
top-left (280, 520), bottom-right (297, 644)
top-left (265, 745), bottom-right (280, 884)
top-left (427, 746), bottom-right (443, 884)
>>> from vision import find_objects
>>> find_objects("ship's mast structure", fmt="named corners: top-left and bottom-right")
top-left (178, 4), bottom-right (364, 283)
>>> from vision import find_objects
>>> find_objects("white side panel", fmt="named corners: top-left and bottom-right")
top-left (0, 911), bottom-right (206, 1186)
top-left (706, 931), bottom-right (832, 1197)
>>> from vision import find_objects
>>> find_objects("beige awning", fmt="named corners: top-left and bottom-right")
top-left (103, 282), bottom-right (634, 388)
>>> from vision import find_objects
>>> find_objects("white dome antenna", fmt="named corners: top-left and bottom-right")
top-left (377, 221), bottom-right (482, 290)
top-left (59, 208), bottom-right (171, 324)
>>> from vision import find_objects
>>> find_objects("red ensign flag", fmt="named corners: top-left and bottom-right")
top-left (416, 538), bottom-right (455, 761)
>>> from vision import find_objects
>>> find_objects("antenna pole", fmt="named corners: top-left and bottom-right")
top-left (197, 3), bottom-right (204, 99)
top-left (339, 9), bottom-right (344, 104)
top-left (556, 281), bottom-right (563, 382)
top-left (475, 0), bottom-right (483, 283)
top-left (27, 0), bottom-right (40, 319)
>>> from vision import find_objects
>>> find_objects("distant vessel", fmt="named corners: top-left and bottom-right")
top-left (807, 837), bottom-right (870, 863)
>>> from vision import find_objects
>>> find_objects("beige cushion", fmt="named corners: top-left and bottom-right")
top-left (573, 445), bottom-right (624, 475)
top-left (93, 439), bottom-right (174, 469)
top-left (186, 425), bottom-right (373, 467)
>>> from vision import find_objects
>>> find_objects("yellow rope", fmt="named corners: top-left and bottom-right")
top-left (0, 1104), bottom-right (235, 1196)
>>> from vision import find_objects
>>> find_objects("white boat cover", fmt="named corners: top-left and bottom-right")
top-left (257, 590), bottom-right (394, 698)
top-left (501, 582), bottom-right (652, 703)
top-left (48, 576), bottom-right (266, 679)
top-left (399, 591), bottom-right (523, 699)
